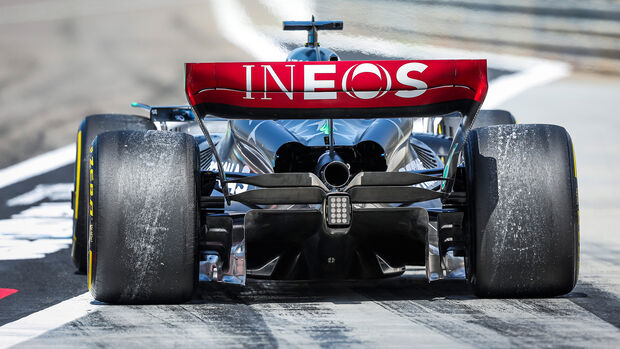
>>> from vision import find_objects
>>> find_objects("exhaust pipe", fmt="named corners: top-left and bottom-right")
top-left (323, 161), bottom-right (350, 188)
top-left (315, 151), bottom-right (350, 188)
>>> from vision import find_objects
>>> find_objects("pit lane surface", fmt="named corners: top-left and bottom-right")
top-left (1, 0), bottom-right (620, 348)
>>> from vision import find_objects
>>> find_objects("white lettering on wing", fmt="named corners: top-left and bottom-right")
top-left (304, 64), bottom-right (336, 100)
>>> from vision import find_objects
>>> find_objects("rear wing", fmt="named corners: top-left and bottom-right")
top-left (186, 59), bottom-right (488, 197)
top-left (185, 60), bottom-right (487, 120)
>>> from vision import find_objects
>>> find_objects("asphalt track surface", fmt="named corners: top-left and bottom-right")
top-left (1, 0), bottom-right (620, 348)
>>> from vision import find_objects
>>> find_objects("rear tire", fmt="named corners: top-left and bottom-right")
top-left (72, 114), bottom-right (155, 272)
top-left (88, 130), bottom-right (199, 304)
top-left (464, 124), bottom-right (579, 297)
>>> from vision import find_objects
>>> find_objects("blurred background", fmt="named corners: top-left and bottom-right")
top-left (0, 0), bottom-right (618, 168)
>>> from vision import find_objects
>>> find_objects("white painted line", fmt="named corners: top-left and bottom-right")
top-left (6, 183), bottom-right (72, 207)
top-left (0, 144), bottom-right (75, 190)
top-left (209, 0), bottom-right (288, 61)
top-left (0, 201), bottom-right (73, 260)
top-left (259, 0), bottom-right (313, 21)
top-left (0, 292), bottom-right (98, 349)
top-left (483, 61), bottom-right (570, 108)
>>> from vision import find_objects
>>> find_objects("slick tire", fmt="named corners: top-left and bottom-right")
top-left (72, 114), bottom-right (155, 273)
top-left (464, 124), bottom-right (579, 298)
top-left (88, 130), bottom-right (199, 304)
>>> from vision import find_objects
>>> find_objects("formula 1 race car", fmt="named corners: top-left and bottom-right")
top-left (71, 19), bottom-right (579, 304)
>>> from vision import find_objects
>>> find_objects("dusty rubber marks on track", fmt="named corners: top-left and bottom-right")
top-left (350, 275), bottom-right (619, 347)
top-left (191, 276), bottom-right (464, 347)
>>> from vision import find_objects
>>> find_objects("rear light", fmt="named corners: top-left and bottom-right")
top-left (326, 195), bottom-right (351, 227)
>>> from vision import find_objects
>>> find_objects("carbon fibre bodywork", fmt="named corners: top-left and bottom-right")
top-left (193, 116), bottom-right (445, 280)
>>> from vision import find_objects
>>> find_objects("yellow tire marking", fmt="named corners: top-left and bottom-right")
top-left (89, 146), bottom-right (94, 217)
top-left (88, 250), bottom-right (93, 291)
top-left (572, 139), bottom-right (577, 178)
top-left (88, 145), bottom-right (94, 291)
top-left (74, 131), bottom-right (82, 220)
top-left (571, 138), bottom-right (580, 276)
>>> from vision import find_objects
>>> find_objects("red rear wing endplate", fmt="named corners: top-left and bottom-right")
top-left (186, 60), bottom-right (487, 119)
